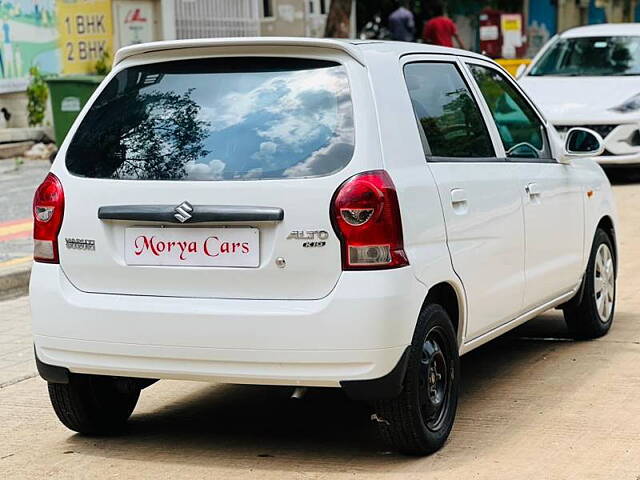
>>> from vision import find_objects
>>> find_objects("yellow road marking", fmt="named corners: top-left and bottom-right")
top-left (0, 256), bottom-right (32, 268)
top-left (0, 221), bottom-right (32, 237)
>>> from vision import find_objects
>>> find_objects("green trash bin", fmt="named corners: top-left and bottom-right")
top-left (46, 75), bottom-right (104, 145)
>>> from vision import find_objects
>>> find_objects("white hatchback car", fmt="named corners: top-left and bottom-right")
top-left (31, 38), bottom-right (618, 455)
top-left (519, 23), bottom-right (640, 166)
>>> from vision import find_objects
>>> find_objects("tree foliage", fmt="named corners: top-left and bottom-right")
top-left (93, 50), bottom-right (111, 76)
top-left (27, 66), bottom-right (48, 127)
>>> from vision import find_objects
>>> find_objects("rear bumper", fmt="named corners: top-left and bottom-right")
top-left (30, 263), bottom-right (425, 389)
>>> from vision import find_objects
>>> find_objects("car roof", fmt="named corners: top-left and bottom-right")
top-left (561, 23), bottom-right (640, 38)
top-left (113, 37), bottom-right (487, 67)
top-left (352, 39), bottom-right (484, 59)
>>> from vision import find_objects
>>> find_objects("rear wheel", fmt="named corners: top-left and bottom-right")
top-left (48, 373), bottom-right (140, 434)
top-left (564, 228), bottom-right (616, 339)
top-left (372, 304), bottom-right (459, 455)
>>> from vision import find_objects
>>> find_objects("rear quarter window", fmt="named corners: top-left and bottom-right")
top-left (66, 57), bottom-right (355, 181)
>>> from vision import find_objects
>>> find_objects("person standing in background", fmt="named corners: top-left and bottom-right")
top-left (388, 0), bottom-right (415, 42)
top-left (423, 3), bottom-right (465, 49)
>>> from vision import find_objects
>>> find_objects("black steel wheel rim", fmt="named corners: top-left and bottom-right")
top-left (419, 326), bottom-right (453, 432)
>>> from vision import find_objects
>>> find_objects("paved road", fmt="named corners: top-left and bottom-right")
top-left (0, 159), bottom-right (49, 265)
top-left (1, 174), bottom-right (640, 478)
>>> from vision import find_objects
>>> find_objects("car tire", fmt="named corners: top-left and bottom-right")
top-left (48, 373), bottom-right (140, 435)
top-left (372, 304), bottom-right (459, 455)
top-left (563, 228), bottom-right (616, 340)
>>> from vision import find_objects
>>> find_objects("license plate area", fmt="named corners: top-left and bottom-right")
top-left (124, 227), bottom-right (259, 267)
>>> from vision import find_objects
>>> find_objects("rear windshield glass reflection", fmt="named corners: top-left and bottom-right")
top-left (66, 58), bottom-right (355, 181)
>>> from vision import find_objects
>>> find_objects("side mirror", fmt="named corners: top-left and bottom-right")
top-left (564, 127), bottom-right (604, 157)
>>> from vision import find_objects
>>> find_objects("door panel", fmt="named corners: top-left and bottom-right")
top-left (464, 60), bottom-right (585, 308)
top-left (518, 164), bottom-right (584, 307)
top-left (430, 163), bottom-right (525, 338)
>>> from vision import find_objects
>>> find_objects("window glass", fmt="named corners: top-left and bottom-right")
top-left (66, 58), bottom-right (354, 181)
top-left (469, 64), bottom-right (550, 160)
top-left (404, 62), bottom-right (495, 158)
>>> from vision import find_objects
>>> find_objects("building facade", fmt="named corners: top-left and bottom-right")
top-left (162, 0), bottom-right (332, 40)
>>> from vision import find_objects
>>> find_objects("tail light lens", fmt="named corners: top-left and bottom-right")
top-left (33, 173), bottom-right (65, 263)
top-left (331, 170), bottom-right (408, 270)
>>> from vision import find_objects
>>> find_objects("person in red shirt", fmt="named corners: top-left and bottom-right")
top-left (422, 3), bottom-right (466, 49)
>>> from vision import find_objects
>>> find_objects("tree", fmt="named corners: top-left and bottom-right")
top-left (324, 0), bottom-right (352, 38)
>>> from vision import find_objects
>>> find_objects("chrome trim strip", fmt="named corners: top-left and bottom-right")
top-left (98, 205), bottom-right (284, 224)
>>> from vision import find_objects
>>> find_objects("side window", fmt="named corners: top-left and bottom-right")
top-left (404, 62), bottom-right (495, 159)
top-left (468, 64), bottom-right (551, 160)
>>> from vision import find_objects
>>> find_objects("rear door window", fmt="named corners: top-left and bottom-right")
top-left (404, 62), bottom-right (495, 159)
top-left (66, 58), bottom-right (355, 181)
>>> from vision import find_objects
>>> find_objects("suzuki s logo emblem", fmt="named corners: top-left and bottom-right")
top-left (174, 201), bottom-right (194, 223)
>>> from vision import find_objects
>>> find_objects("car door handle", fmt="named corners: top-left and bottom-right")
top-left (526, 183), bottom-right (541, 197)
top-left (450, 188), bottom-right (467, 204)
top-left (450, 188), bottom-right (468, 214)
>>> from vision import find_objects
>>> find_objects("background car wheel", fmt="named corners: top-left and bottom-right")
top-left (564, 228), bottom-right (616, 339)
top-left (372, 304), bottom-right (459, 456)
top-left (48, 373), bottom-right (140, 435)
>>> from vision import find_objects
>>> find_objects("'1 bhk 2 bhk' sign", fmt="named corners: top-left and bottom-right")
top-left (58, 0), bottom-right (113, 74)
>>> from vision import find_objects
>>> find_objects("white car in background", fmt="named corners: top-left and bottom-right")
top-left (519, 23), bottom-right (640, 166)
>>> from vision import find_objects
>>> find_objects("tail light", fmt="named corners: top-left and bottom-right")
top-left (331, 170), bottom-right (408, 270)
top-left (33, 173), bottom-right (65, 263)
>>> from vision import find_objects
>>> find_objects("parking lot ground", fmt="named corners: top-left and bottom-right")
top-left (1, 176), bottom-right (640, 479)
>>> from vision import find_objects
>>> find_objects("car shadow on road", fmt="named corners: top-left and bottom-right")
top-left (63, 313), bottom-right (591, 472)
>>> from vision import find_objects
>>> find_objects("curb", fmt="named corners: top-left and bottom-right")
top-left (0, 262), bottom-right (31, 301)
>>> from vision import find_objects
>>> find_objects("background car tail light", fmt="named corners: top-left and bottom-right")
top-left (331, 170), bottom-right (408, 270)
top-left (33, 173), bottom-right (64, 263)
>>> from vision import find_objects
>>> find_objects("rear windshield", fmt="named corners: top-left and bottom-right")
top-left (66, 58), bottom-right (355, 181)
